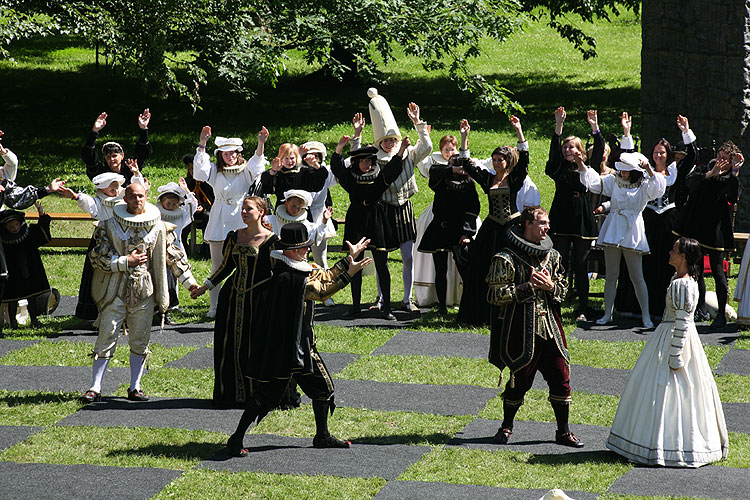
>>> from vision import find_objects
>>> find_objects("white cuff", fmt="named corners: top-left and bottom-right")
top-left (682, 129), bottom-right (697, 145)
top-left (620, 135), bottom-right (635, 150)
top-left (111, 256), bottom-right (128, 272)
top-left (179, 271), bottom-right (197, 289)
top-left (203, 278), bottom-right (216, 290)
top-left (517, 141), bottom-right (529, 152)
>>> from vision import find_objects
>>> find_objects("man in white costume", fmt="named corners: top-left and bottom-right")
top-left (81, 183), bottom-right (199, 403)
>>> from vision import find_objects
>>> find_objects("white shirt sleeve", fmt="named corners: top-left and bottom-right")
top-left (0, 150), bottom-right (18, 181)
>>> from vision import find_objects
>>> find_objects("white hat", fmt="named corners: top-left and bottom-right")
top-left (281, 189), bottom-right (312, 209)
top-left (538, 489), bottom-right (577, 500)
top-left (156, 182), bottom-right (186, 202)
top-left (615, 152), bottom-right (649, 173)
top-left (92, 172), bottom-right (126, 190)
top-left (367, 88), bottom-right (401, 147)
top-left (214, 136), bottom-right (244, 156)
top-left (302, 141), bottom-right (327, 161)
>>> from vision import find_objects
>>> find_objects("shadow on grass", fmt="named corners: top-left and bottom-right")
top-left (80, 397), bottom-right (215, 412)
top-left (527, 449), bottom-right (629, 465)
top-left (352, 432), bottom-right (453, 446)
top-left (106, 441), bottom-right (226, 462)
top-left (0, 391), bottom-right (82, 406)
top-left (2, 316), bottom-right (88, 340)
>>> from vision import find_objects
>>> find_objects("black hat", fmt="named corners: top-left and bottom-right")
top-left (278, 222), bottom-right (313, 249)
top-left (348, 146), bottom-right (378, 162)
top-left (0, 210), bottom-right (25, 225)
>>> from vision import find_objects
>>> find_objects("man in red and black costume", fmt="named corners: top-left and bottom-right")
top-left (486, 206), bottom-right (584, 448)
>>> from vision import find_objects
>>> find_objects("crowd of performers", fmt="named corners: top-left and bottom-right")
top-left (0, 87), bottom-right (738, 466)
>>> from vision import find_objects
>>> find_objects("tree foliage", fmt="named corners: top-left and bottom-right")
top-left (1, 0), bottom-right (639, 113)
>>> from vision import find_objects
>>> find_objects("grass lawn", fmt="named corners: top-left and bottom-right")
top-left (1, 8), bottom-right (749, 500)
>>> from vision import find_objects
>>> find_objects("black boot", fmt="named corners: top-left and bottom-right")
top-left (493, 401), bottom-right (520, 444)
top-left (552, 402), bottom-right (584, 448)
top-left (312, 398), bottom-right (350, 448)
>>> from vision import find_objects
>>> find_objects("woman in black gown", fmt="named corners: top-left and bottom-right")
top-left (191, 196), bottom-right (278, 407)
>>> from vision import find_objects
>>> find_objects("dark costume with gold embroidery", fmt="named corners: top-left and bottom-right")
top-left (457, 149), bottom-right (529, 325)
top-left (486, 226), bottom-right (572, 409)
top-left (206, 232), bottom-right (278, 407)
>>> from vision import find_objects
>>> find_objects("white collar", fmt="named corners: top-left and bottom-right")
top-left (270, 249), bottom-right (314, 272)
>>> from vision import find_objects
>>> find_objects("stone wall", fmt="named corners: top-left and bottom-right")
top-left (641, 0), bottom-right (750, 231)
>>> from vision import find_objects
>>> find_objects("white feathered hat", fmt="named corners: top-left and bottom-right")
top-left (302, 141), bottom-right (327, 161)
top-left (214, 136), bottom-right (244, 156)
top-left (615, 152), bottom-right (648, 173)
top-left (538, 489), bottom-right (577, 500)
top-left (92, 172), bottom-right (126, 190)
top-left (367, 88), bottom-right (401, 147)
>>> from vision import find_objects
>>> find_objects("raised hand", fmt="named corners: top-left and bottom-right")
top-left (510, 115), bottom-right (525, 142)
top-left (48, 178), bottom-right (66, 193)
top-left (621, 112), bottom-right (632, 136)
top-left (35, 201), bottom-right (44, 215)
top-left (346, 254), bottom-right (373, 277)
top-left (335, 135), bottom-right (350, 155)
top-left (676, 115), bottom-right (689, 134)
top-left (125, 158), bottom-right (140, 174)
top-left (258, 126), bottom-right (269, 144)
top-left (554, 107), bottom-right (566, 136)
top-left (322, 206), bottom-right (334, 223)
top-left (587, 110), bottom-right (599, 131)
top-left (298, 143), bottom-right (309, 158)
top-left (345, 237), bottom-right (371, 259)
top-left (407, 102), bottom-right (421, 124)
top-left (92, 112), bottom-right (108, 132)
top-left (138, 108), bottom-right (151, 129)
top-left (352, 113), bottom-right (365, 138)
top-left (270, 157), bottom-right (282, 172)
top-left (0, 130), bottom-right (5, 155)
top-left (199, 126), bottom-right (212, 146)
top-left (178, 177), bottom-right (189, 193)
top-left (398, 136), bottom-right (411, 156)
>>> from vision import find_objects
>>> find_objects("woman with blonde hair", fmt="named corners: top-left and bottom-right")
top-left (546, 107), bottom-right (604, 319)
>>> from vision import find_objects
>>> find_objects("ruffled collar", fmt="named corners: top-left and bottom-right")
top-left (351, 164), bottom-right (381, 184)
top-left (506, 225), bottom-right (553, 257)
top-left (1, 224), bottom-right (29, 245)
top-left (96, 191), bottom-right (124, 207)
top-left (221, 161), bottom-right (247, 174)
top-left (114, 202), bottom-right (161, 229)
top-left (270, 249), bottom-right (313, 272)
top-left (158, 205), bottom-right (183, 221)
top-left (274, 205), bottom-right (308, 225)
top-left (615, 174), bottom-right (644, 189)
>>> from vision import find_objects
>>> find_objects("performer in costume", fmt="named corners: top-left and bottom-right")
top-left (0, 130), bottom-right (19, 182)
top-left (191, 196), bottom-right (278, 407)
top-left (457, 116), bottom-right (532, 326)
top-left (156, 179), bottom-right (199, 324)
top-left (675, 140), bottom-right (743, 330)
top-left (607, 237), bottom-right (728, 467)
top-left (194, 126), bottom-right (267, 318)
top-left (183, 153), bottom-right (214, 257)
top-left (267, 189), bottom-right (335, 247)
top-left (301, 140), bottom-right (338, 275)
top-left (330, 135), bottom-right (409, 320)
top-left (546, 108), bottom-right (603, 319)
top-left (350, 89), bottom-right (432, 313)
top-left (59, 172), bottom-right (145, 322)
top-left (486, 206), bottom-right (584, 448)
top-left (259, 140), bottom-right (328, 208)
top-left (0, 203), bottom-right (58, 329)
top-left (82, 109), bottom-right (152, 186)
top-left (81, 183), bottom-right (198, 403)
top-left (579, 147), bottom-right (666, 328)
top-left (417, 149), bottom-right (480, 315)
top-left (224, 223), bottom-right (372, 457)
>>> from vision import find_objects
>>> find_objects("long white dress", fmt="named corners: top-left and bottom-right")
top-left (733, 243), bottom-right (750, 325)
top-left (606, 277), bottom-right (728, 467)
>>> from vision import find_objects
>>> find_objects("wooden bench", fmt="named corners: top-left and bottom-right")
top-left (24, 212), bottom-right (93, 247)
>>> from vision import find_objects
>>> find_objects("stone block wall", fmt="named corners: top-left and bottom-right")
top-left (642, 0), bottom-right (750, 230)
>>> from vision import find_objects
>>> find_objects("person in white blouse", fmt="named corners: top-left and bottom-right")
top-left (194, 127), bottom-right (267, 318)
top-left (0, 130), bottom-right (18, 184)
top-left (578, 146), bottom-right (666, 328)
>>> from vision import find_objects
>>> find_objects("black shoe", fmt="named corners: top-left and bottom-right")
top-left (710, 315), bottom-right (727, 330)
top-left (127, 389), bottom-right (149, 401)
top-left (436, 306), bottom-right (448, 315)
top-left (382, 309), bottom-right (396, 321)
top-left (555, 431), bottom-right (584, 448)
top-left (312, 434), bottom-right (351, 448)
top-left (694, 308), bottom-right (710, 323)
top-left (79, 390), bottom-right (101, 403)
top-left (342, 306), bottom-right (360, 319)
top-left (227, 435), bottom-right (249, 457)
top-left (493, 427), bottom-right (512, 444)
top-left (162, 312), bottom-right (176, 326)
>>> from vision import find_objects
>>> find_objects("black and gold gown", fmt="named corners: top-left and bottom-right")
top-left (208, 231), bottom-right (279, 407)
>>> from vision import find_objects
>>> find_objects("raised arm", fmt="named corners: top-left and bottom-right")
top-left (587, 110), bottom-right (606, 174)
top-left (134, 108), bottom-right (152, 169)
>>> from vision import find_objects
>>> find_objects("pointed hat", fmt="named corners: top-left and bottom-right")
top-left (367, 88), bottom-right (401, 146)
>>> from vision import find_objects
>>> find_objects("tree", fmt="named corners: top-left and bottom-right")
top-left (1, 0), bottom-right (640, 112)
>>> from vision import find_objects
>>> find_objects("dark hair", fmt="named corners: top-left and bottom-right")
top-left (243, 195), bottom-right (272, 231)
top-left (520, 205), bottom-right (547, 228)
top-left (624, 170), bottom-right (644, 184)
top-left (182, 154), bottom-right (194, 165)
top-left (491, 146), bottom-right (519, 171)
top-left (650, 138), bottom-right (675, 166)
top-left (216, 151), bottom-right (246, 172)
top-left (718, 140), bottom-right (742, 157)
top-left (677, 236), bottom-right (703, 281)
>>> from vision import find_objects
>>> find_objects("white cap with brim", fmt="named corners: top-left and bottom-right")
top-left (302, 141), bottom-right (327, 161)
top-left (92, 172), bottom-right (126, 190)
top-left (214, 136), bottom-right (244, 156)
top-left (615, 152), bottom-right (649, 173)
top-left (281, 189), bottom-right (313, 209)
top-left (367, 88), bottom-right (401, 147)
top-left (157, 182), bottom-right (186, 201)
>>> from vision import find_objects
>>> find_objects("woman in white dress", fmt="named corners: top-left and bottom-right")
top-left (194, 126), bottom-right (267, 317)
top-left (607, 237), bottom-right (728, 467)
top-left (578, 144), bottom-right (666, 328)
